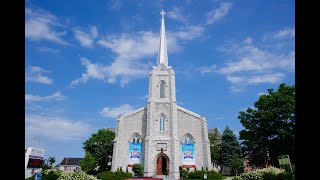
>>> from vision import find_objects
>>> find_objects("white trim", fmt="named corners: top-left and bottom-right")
top-left (177, 106), bottom-right (202, 118)
top-left (120, 107), bottom-right (147, 119)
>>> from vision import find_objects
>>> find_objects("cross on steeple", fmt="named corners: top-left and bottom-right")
top-left (160, 10), bottom-right (166, 19)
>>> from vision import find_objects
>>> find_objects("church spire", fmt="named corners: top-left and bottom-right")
top-left (157, 10), bottom-right (168, 67)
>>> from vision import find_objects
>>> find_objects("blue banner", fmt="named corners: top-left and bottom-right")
top-left (128, 143), bottom-right (142, 165)
top-left (182, 143), bottom-right (195, 167)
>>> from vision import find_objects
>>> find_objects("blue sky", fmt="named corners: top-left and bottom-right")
top-left (25, 0), bottom-right (295, 166)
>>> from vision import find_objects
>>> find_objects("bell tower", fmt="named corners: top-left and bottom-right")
top-left (143, 10), bottom-right (180, 179)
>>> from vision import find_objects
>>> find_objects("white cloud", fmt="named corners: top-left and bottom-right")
top-left (229, 86), bottom-right (244, 93)
top-left (140, 94), bottom-right (149, 100)
top-left (74, 26), bottom-right (98, 48)
top-left (218, 43), bottom-right (294, 74)
top-left (172, 25), bottom-right (205, 41)
top-left (226, 75), bottom-right (244, 84)
top-left (37, 47), bottom-right (60, 53)
top-left (167, 7), bottom-right (187, 23)
top-left (26, 66), bottom-right (53, 85)
top-left (25, 91), bottom-right (65, 102)
top-left (206, 2), bottom-right (232, 25)
top-left (196, 65), bottom-right (217, 75)
top-left (25, 114), bottom-right (91, 140)
top-left (108, 0), bottom-right (122, 10)
top-left (201, 28), bottom-right (294, 93)
top-left (70, 23), bottom-right (205, 87)
top-left (70, 57), bottom-right (106, 87)
top-left (247, 73), bottom-right (285, 84)
top-left (100, 104), bottom-right (134, 118)
top-left (272, 27), bottom-right (295, 39)
top-left (243, 37), bottom-right (253, 44)
top-left (25, 7), bottom-right (68, 45)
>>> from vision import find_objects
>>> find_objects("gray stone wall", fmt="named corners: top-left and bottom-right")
top-left (111, 107), bottom-right (147, 171)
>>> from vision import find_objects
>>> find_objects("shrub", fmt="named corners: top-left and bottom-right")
top-left (57, 171), bottom-right (98, 180)
top-left (97, 171), bottom-right (133, 180)
top-left (232, 176), bottom-right (242, 180)
top-left (26, 169), bottom-right (97, 180)
top-left (240, 166), bottom-right (289, 180)
top-left (132, 164), bottom-right (144, 176)
top-left (187, 169), bottom-right (223, 180)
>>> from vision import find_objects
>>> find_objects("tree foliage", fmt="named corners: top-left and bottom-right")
top-left (83, 129), bottom-right (115, 172)
top-left (48, 157), bottom-right (55, 168)
top-left (132, 164), bottom-right (144, 176)
top-left (219, 126), bottom-right (242, 167)
top-left (80, 152), bottom-right (97, 174)
top-left (230, 154), bottom-right (243, 176)
top-left (238, 83), bottom-right (295, 166)
top-left (208, 128), bottom-right (222, 165)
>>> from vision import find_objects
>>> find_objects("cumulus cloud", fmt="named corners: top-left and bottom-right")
top-left (206, 2), bottom-right (232, 25)
top-left (196, 65), bottom-right (217, 75)
top-left (197, 27), bottom-right (294, 93)
top-left (247, 73), bottom-right (285, 84)
top-left (218, 42), bottom-right (294, 74)
top-left (100, 104), bottom-right (134, 118)
top-left (108, 0), bottom-right (122, 10)
top-left (37, 47), bottom-right (60, 53)
top-left (74, 26), bottom-right (98, 48)
top-left (70, 57), bottom-right (106, 87)
top-left (71, 25), bottom-right (205, 87)
top-left (26, 66), bottom-right (53, 85)
top-left (271, 27), bottom-right (295, 40)
top-left (171, 25), bottom-right (204, 41)
top-left (25, 91), bottom-right (65, 102)
top-left (167, 7), bottom-right (187, 23)
top-left (25, 7), bottom-right (68, 45)
top-left (25, 114), bottom-right (91, 140)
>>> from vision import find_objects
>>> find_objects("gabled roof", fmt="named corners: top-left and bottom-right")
top-left (60, 157), bottom-right (82, 166)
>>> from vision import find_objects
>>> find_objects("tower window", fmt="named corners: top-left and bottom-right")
top-left (160, 81), bottom-right (166, 98)
top-left (160, 115), bottom-right (165, 131)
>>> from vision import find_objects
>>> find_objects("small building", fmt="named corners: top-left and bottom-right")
top-left (59, 157), bottom-right (82, 172)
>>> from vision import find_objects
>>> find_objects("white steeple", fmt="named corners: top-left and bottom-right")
top-left (157, 10), bottom-right (168, 67)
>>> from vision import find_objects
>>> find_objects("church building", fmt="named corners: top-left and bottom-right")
top-left (111, 11), bottom-right (212, 179)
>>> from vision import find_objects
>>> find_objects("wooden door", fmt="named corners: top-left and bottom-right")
top-left (156, 156), bottom-right (162, 175)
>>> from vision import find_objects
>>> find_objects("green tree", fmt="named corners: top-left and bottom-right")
top-left (80, 152), bottom-right (97, 174)
top-left (41, 158), bottom-right (51, 170)
top-left (132, 164), bottom-right (144, 176)
top-left (238, 83), bottom-right (295, 166)
top-left (83, 128), bottom-right (115, 171)
top-left (208, 128), bottom-right (222, 166)
top-left (48, 157), bottom-right (55, 168)
top-left (230, 154), bottom-right (243, 176)
top-left (219, 126), bottom-right (242, 167)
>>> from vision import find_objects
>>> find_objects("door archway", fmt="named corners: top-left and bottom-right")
top-left (156, 153), bottom-right (169, 175)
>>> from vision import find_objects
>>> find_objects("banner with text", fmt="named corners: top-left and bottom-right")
top-left (128, 143), bottom-right (142, 166)
top-left (182, 143), bottom-right (195, 168)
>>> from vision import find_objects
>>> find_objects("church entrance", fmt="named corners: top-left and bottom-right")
top-left (156, 153), bottom-right (169, 175)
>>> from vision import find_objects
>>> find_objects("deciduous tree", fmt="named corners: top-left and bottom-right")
top-left (83, 129), bottom-right (115, 171)
top-left (238, 83), bottom-right (295, 166)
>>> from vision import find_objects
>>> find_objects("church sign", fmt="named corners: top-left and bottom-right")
top-left (128, 143), bottom-right (142, 166)
top-left (182, 143), bottom-right (195, 168)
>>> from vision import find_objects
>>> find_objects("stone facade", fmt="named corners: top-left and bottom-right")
top-left (111, 11), bottom-right (211, 180)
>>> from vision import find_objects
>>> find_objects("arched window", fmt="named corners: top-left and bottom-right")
top-left (131, 133), bottom-right (141, 143)
top-left (160, 81), bottom-right (166, 98)
top-left (182, 134), bottom-right (194, 144)
top-left (160, 115), bottom-right (165, 131)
